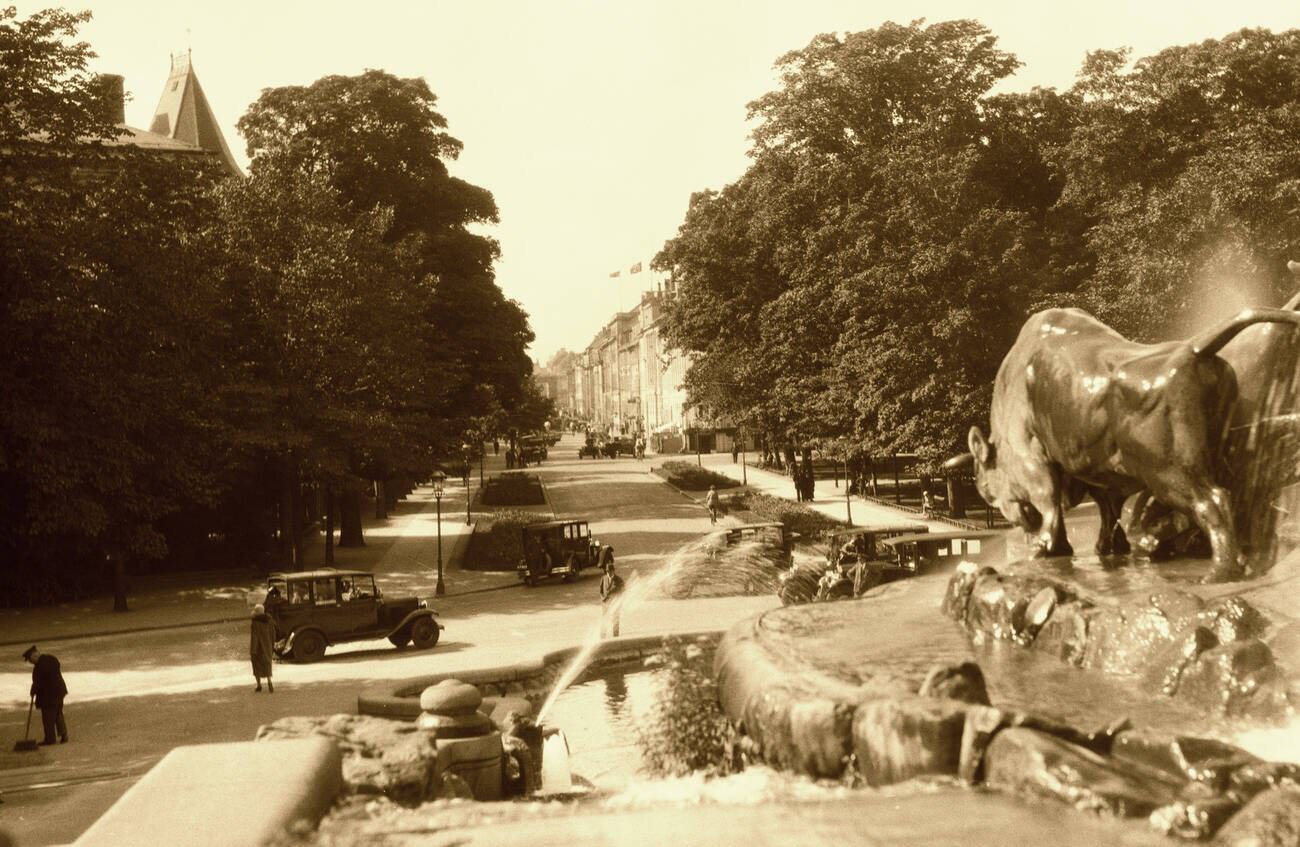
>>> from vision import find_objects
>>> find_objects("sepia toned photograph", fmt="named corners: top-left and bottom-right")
top-left (3, 1), bottom-right (1300, 844)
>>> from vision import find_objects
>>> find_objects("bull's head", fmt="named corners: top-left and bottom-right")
top-left (966, 426), bottom-right (1042, 532)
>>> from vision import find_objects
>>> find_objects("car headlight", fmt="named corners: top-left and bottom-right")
top-left (418, 599), bottom-right (427, 609)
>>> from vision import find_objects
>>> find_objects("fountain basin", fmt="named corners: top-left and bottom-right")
top-left (712, 552), bottom-right (1300, 839)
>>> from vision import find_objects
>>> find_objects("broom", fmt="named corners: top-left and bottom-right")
top-left (13, 697), bottom-right (38, 752)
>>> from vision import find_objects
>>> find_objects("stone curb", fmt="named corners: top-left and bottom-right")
top-left (357, 629), bottom-right (723, 719)
top-left (0, 580), bottom-right (516, 648)
top-left (73, 737), bottom-right (342, 847)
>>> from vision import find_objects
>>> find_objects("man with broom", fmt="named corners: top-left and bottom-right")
top-left (22, 646), bottom-right (68, 746)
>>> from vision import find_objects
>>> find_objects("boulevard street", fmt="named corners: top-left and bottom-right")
top-left (0, 435), bottom-right (777, 846)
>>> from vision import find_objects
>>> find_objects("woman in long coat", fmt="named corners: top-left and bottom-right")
top-left (249, 604), bottom-right (276, 693)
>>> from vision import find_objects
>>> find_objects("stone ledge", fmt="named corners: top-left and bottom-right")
top-left (73, 738), bottom-right (341, 847)
top-left (358, 630), bottom-right (723, 718)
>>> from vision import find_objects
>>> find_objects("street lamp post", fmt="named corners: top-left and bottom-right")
top-left (432, 471), bottom-right (446, 597)
top-left (844, 459), bottom-right (853, 526)
top-left (461, 442), bottom-right (472, 525)
top-left (740, 427), bottom-right (747, 486)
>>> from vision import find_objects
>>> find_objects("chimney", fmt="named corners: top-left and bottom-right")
top-left (95, 74), bottom-right (126, 125)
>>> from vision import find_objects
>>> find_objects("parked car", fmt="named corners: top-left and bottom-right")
top-left (778, 523), bottom-right (926, 605)
top-left (578, 436), bottom-right (604, 459)
top-left (263, 569), bottom-right (442, 662)
top-left (703, 521), bottom-right (794, 573)
top-left (519, 434), bottom-right (549, 463)
top-left (878, 530), bottom-right (999, 575)
top-left (518, 520), bottom-right (603, 587)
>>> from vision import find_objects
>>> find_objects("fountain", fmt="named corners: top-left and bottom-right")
top-left (706, 278), bottom-right (1300, 842)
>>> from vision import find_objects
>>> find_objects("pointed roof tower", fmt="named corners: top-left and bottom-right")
top-left (150, 51), bottom-right (242, 177)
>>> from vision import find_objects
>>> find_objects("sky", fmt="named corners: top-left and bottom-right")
top-left (66, 0), bottom-right (1300, 363)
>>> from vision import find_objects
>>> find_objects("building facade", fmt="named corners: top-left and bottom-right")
top-left (571, 282), bottom-right (698, 452)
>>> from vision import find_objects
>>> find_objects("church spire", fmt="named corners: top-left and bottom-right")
top-left (150, 52), bottom-right (241, 176)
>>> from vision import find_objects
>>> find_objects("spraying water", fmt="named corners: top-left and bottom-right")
top-left (535, 528), bottom-right (788, 723)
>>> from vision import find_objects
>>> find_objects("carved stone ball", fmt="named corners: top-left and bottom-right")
top-left (420, 679), bottom-right (483, 715)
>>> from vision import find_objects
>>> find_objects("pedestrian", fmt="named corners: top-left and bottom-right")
top-left (493, 438), bottom-right (499, 456)
top-left (793, 464), bottom-right (804, 502)
top-left (705, 485), bottom-right (720, 524)
top-left (22, 646), bottom-right (68, 745)
top-left (599, 553), bottom-right (624, 638)
top-left (922, 490), bottom-right (934, 519)
top-left (249, 604), bottom-right (276, 693)
top-left (731, 442), bottom-right (739, 464)
top-left (803, 463), bottom-right (815, 503)
top-left (506, 447), bottom-right (515, 469)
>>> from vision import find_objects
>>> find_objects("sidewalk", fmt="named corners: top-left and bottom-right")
top-left (0, 450), bottom-right (513, 648)
top-left (651, 451), bottom-right (962, 535)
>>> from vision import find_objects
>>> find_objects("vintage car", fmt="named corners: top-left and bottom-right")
top-left (603, 437), bottom-right (635, 458)
top-left (706, 521), bottom-right (794, 567)
top-left (518, 520), bottom-right (603, 587)
top-left (578, 436), bottom-right (604, 459)
top-left (879, 530), bottom-right (1000, 576)
top-left (263, 569), bottom-right (442, 663)
top-left (519, 435), bottom-right (549, 464)
top-left (778, 523), bottom-right (927, 605)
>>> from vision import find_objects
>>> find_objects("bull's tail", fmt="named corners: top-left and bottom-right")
top-left (1192, 309), bottom-right (1300, 358)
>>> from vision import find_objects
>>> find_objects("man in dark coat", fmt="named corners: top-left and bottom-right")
top-left (23, 646), bottom-right (68, 745)
top-left (598, 551), bottom-right (624, 638)
top-left (249, 604), bottom-right (276, 693)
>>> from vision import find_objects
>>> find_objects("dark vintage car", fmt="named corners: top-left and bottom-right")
top-left (705, 521), bottom-right (794, 568)
top-left (777, 523), bottom-right (926, 605)
top-left (604, 437), bottom-right (636, 458)
top-left (519, 434), bottom-right (549, 464)
top-left (518, 520), bottom-right (603, 587)
top-left (264, 569), bottom-right (442, 662)
top-left (578, 436), bottom-right (604, 459)
top-left (879, 530), bottom-right (1000, 575)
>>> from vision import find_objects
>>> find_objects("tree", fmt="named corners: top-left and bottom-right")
top-left (1058, 29), bottom-right (1300, 340)
top-left (0, 6), bottom-right (116, 146)
top-left (237, 69), bottom-right (536, 545)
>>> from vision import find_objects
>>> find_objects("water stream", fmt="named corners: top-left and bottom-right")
top-left (535, 527), bottom-right (789, 724)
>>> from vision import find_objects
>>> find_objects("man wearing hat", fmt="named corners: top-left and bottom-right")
top-left (22, 646), bottom-right (68, 745)
top-left (598, 547), bottom-right (624, 638)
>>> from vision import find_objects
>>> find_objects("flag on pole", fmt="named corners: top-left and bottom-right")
top-left (609, 270), bottom-right (621, 278)
top-left (630, 262), bottom-right (643, 274)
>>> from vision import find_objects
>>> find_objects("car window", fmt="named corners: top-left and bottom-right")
top-left (313, 578), bottom-right (338, 605)
top-left (287, 581), bottom-right (311, 604)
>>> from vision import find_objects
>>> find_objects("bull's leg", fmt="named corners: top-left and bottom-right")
top-left (1028, 489), bottom-right (1073, 557)
top-left (1089, 487), bottom-right (1130, 556)
top-left (1123, 491), bottom-right (1163, 557)
top-left (1191, 483), bottom-right (1242, 582)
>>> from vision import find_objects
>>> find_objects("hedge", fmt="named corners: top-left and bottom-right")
top-left (463, 509), bottom-right (550, 571)
top-left (653, 461), bottom-right (740, 491)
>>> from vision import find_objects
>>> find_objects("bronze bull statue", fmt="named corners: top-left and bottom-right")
top-left (964, 303), bottom-right (1300, 582)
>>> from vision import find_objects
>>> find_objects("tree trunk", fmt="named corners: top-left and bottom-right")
top-left (112, 556), bottom-right (128, 613)
top-left (324, 487), bottom-right (336, 564)
top-left (339, 480), bottom-right (365, 547)
top-left (374, 479), bottom-right (388, 520)
top-left (385, 477), bottom-right (399, 514)
top-left (279, 475), bottom-right (296, 567)
top-left (290, 481), bottom-right (305, 567)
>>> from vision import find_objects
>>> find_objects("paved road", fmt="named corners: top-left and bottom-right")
top-left (0, 434), bottom-right (778, 846)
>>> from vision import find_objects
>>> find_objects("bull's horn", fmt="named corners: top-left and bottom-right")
top-left (943, 453), bottom-right (974, 471)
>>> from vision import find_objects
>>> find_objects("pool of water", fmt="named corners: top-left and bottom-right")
top-left (542, 662), bottom-right (671, 789)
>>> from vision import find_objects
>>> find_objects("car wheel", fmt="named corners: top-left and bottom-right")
top-left (563, 570), bottom-right (576, 583)
top-left (411, 616), bottom-right (440, 649)
top-left (291, 630), bottom-right (326, 663)
top-left (524, 574), bottom-right (537, 588)
top-left (388, 631), bottom-right (411, 648)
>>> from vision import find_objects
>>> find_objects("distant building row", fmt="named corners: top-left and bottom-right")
top-left (541, 281), bottom-right (742, 454)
